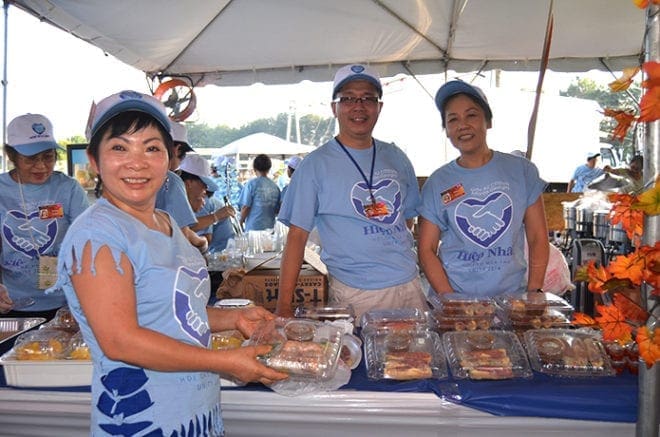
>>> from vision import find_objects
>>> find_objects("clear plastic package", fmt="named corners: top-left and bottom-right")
top-left (0, 317), bottom-right (45, 345)
top-left (427, 293), bottom-right (496, 316)
top-left (339, 334), bottom-right (362, 370)
top-left (11, 328), bottom-right (73, 360)
top-left (360, 308), bottom-right (429, 333)
top-left (247, 318), bottom-right (343, 380)
top-left (524, 329), bottom-right (615, 377)
top-left (443, 330), bottom-right (532, 380)
top-left (495, 292), bottom-right (574, 318)
top-left (68, 331), bottom-right (91, 360)
top-left (41, 306), bottom-right (79, 333)
top-left (363, 327), bottom-right (447, 380)
top-left (506, 308), bottom-right (572, 330)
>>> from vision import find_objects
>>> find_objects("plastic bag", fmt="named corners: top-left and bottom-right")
top-left (525, 242), bottom-right (574, 296)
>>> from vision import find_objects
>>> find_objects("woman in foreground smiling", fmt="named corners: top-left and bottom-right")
top-left (54, 90), bottom-right (286, 436)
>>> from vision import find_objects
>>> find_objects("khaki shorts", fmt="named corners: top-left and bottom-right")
top-left (328, 276), bottom-right (428, 326)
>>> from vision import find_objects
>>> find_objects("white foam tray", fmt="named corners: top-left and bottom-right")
top-left (0, 351), bottom-right (92, 387)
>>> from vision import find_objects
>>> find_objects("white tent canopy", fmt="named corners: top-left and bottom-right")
top-left (10, 0), bottom-right (647, 87)
top-left (213, 132), bottom-right (315, 157)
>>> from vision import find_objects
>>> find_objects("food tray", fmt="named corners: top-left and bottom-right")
top-left (363, 328), bottom-right (447, 380)
top-left (431, 310), bottom-right (496, 331)
top-left (248, 318), bottom-right (343, 380)
top-left (0, 350), bottom-right (92, 387)
top-left (0, 317), bottom-right (45, 345)
top-left (443, 330), bottom-right (532, 380)
top-left (360, 308), bottom-right (429, 333)
top-left (524, 329), bottom-right (615, 377)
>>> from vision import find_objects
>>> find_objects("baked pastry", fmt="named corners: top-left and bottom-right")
top-left (383, 351), bottom-right (433, 379)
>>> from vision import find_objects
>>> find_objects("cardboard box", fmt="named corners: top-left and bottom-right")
top-left (217, 266), bottom-right (327, 311)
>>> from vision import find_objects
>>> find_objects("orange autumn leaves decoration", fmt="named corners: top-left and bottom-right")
top-left (577, 48), bottom-right (660, 366)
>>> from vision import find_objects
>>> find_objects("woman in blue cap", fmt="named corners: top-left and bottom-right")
top-left (418, 81), bottom-right (549, 298)
top-left (0, 113), bottom-right (89, 319)
top-left (53, 90), bottom-right (286, 436)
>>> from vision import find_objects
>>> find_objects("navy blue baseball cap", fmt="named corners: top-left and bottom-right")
top-left (435, 80), bottom-right (493, 126)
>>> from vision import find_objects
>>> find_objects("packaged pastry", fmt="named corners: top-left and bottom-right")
top-left (360, 308), bottom-right (429, 333)
top-left (13, 328), bottom-right (73, 360)
top-left (41, 306), bottom-right (79, 333)
top-left (247, 318), bottom-right (343, 380)
top-left (68, 331), bottom-right (91, 360)
top-left (363, 327), bottom-right (447, 380)
top-left (506, 308), bottom-right (572, 330)
top-left (443, 330), bottom-right (532, 380)
top-left (524, 329), bottom-right (615, 377)
top-left (211, 330), bottom-right (245, 350)
top-left (495, 292), bottom-right (574, 318)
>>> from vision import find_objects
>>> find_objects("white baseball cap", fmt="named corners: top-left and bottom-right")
top-left (171, 122), bottom-right (194, 152)
top-left (285, 155), bottom-right (302, 170)
top-left (7, 114), bottom-right (63, 156)
top-left (87, 90), bottom-right (172, 140)
top-left (179, 153), bottom-right (219, 192)
top-left (332, 64), bottom-right (382, 99)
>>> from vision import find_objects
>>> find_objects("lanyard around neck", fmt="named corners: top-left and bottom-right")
top-left (335, 137), bottom-right (377, 203)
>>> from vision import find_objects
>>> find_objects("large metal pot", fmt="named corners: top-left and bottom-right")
top-left (592, 210), bottom-right (610, 240)
top-left (563, 205), bottom-right (576, 231)
top-left (575, 206), bottom-right (593, 235)
top-left (608, 221), bottom-right (630, 244)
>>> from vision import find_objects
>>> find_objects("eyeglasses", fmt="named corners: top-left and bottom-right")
top-left (17, 151), bottom-right (58, 166)
top-left (333, 96), bottom-right (381, 107)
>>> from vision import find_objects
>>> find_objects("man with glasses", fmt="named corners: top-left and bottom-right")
top-left (276, 64), bottom-right (427, 323)
top-left (0, 114), bottom-right (89, 319)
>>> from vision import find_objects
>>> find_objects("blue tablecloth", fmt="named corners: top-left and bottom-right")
top-left (0, 333), bottom-right (639, 423)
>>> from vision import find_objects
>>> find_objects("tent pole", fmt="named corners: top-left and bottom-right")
top-left (1, 1), bottom-right (8, 173)
top-left (637, 4), bottom-right (660, 437)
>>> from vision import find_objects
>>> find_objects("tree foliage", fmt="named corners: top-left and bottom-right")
top-left (187, 113), bottom-right (335, 149)
top-left (560, 77), bottom-right (642, 160)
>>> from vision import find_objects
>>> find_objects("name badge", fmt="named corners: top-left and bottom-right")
top-left (39, 204), bottom-right (64, 219)
top-left (364, 201), bottom-right (389, 218)
top-left (441, 184), bottom-right (466, 205)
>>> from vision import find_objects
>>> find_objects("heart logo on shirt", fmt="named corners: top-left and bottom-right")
top-left (454, 192), bottom-right (512, 248)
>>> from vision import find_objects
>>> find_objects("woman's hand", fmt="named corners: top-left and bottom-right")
top-left (234, 306), bottom-right (277, 338)
top-left (0, 284), bottom-right (12, 314)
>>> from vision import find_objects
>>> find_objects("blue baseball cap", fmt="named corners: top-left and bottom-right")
top-left (435, 80), bottom-right (493, 126)
top-left (87, 90), bottom-right (172, 140)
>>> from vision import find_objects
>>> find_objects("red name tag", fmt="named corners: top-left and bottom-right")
top-left (39, 204), bottom-right (64, 219)
top-left (364, 201), bottom-right (389, 218)
top-left (441, 184), bottom-right (466, 205)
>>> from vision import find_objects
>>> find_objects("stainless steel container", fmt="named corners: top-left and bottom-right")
top-left (592, 210), bottom-right (610, 240)
top-left (563, 205), bottom-right (576, 231)
top-left (575, 206), bottom-right (593, 235)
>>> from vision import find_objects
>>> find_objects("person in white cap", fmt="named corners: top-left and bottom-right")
top-left (155, 121), bottom-right (207, 252)
top-left (567, 152), bottom-right (605, 192)
top-left (276, 64), bottom-right (427, 322)
top-left (54, 90), bottom-right (287, 436)
top-left (417, 80), bottom-right (549, 298)
top-left (280, 155), bottom-right (302, 201)
top-left (0, 113), bottom-right (89, 319)
top-left (179, 153), bottom-right (236, 251)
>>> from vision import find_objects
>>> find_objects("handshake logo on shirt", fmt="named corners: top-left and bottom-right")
top-left (455, 192), bottom-right (512, 249)
top-left (4, 209), bottom-right (57, 258)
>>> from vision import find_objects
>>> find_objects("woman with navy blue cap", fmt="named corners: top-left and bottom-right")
top-left (0, 113), bottom-right (89, 319)
top-left (53, 90), bottom-right (286, 436)
top-left (418, 81), bottom-right (549, 298)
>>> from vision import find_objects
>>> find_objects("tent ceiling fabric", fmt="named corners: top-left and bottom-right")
top-left (11, 0), bottom-right (646, 87)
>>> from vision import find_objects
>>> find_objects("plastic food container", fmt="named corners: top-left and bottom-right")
top-left (495, 292), bottom-right (574, 318)
top-left (363, 327), bottom-right (447, 380)
top-left (443, 330), bottom-right (532, 380)
top-left (360, 308), bottom-right (429, 333)
top-left (68, 331), bottom-right (91, 360)
top-left (524, 329), bottom-right (615, 377)
top-left (247, 318), bottom-right (343, 380)
top-left (340, 334), bottom-right (362, 370)
top-left (506, 308), bottom-right (572, 330)
top-left (41, 306), bottom-right (79, 332)
top-left (428, 293), bottom-right (496, 316)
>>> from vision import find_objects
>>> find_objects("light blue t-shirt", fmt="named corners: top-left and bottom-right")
top-left (197, 196), bottom-right (235, 253)
top-left (55, 198), bottom-right (222, 436)
top-left (239, 176), bottom-right (280, 231)
top-left (278, 138), bottom-right (420, 289)
top-left (570, 164), bottom-right (604, 192)
top-left (156, 170), bottom-right (197, 228)
top-left (419, 151), bottom-right (546, 297)
top-left (0, 171), bottom-right (89, 311)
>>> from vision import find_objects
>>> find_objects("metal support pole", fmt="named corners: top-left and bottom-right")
top-left (2, 1), bottom-right (9, 173)
top-left (637, 5), bottom-right (660, 437)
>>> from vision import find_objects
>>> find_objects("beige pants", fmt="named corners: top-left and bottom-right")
top-left (328, 276), bottom-right (428, 326)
